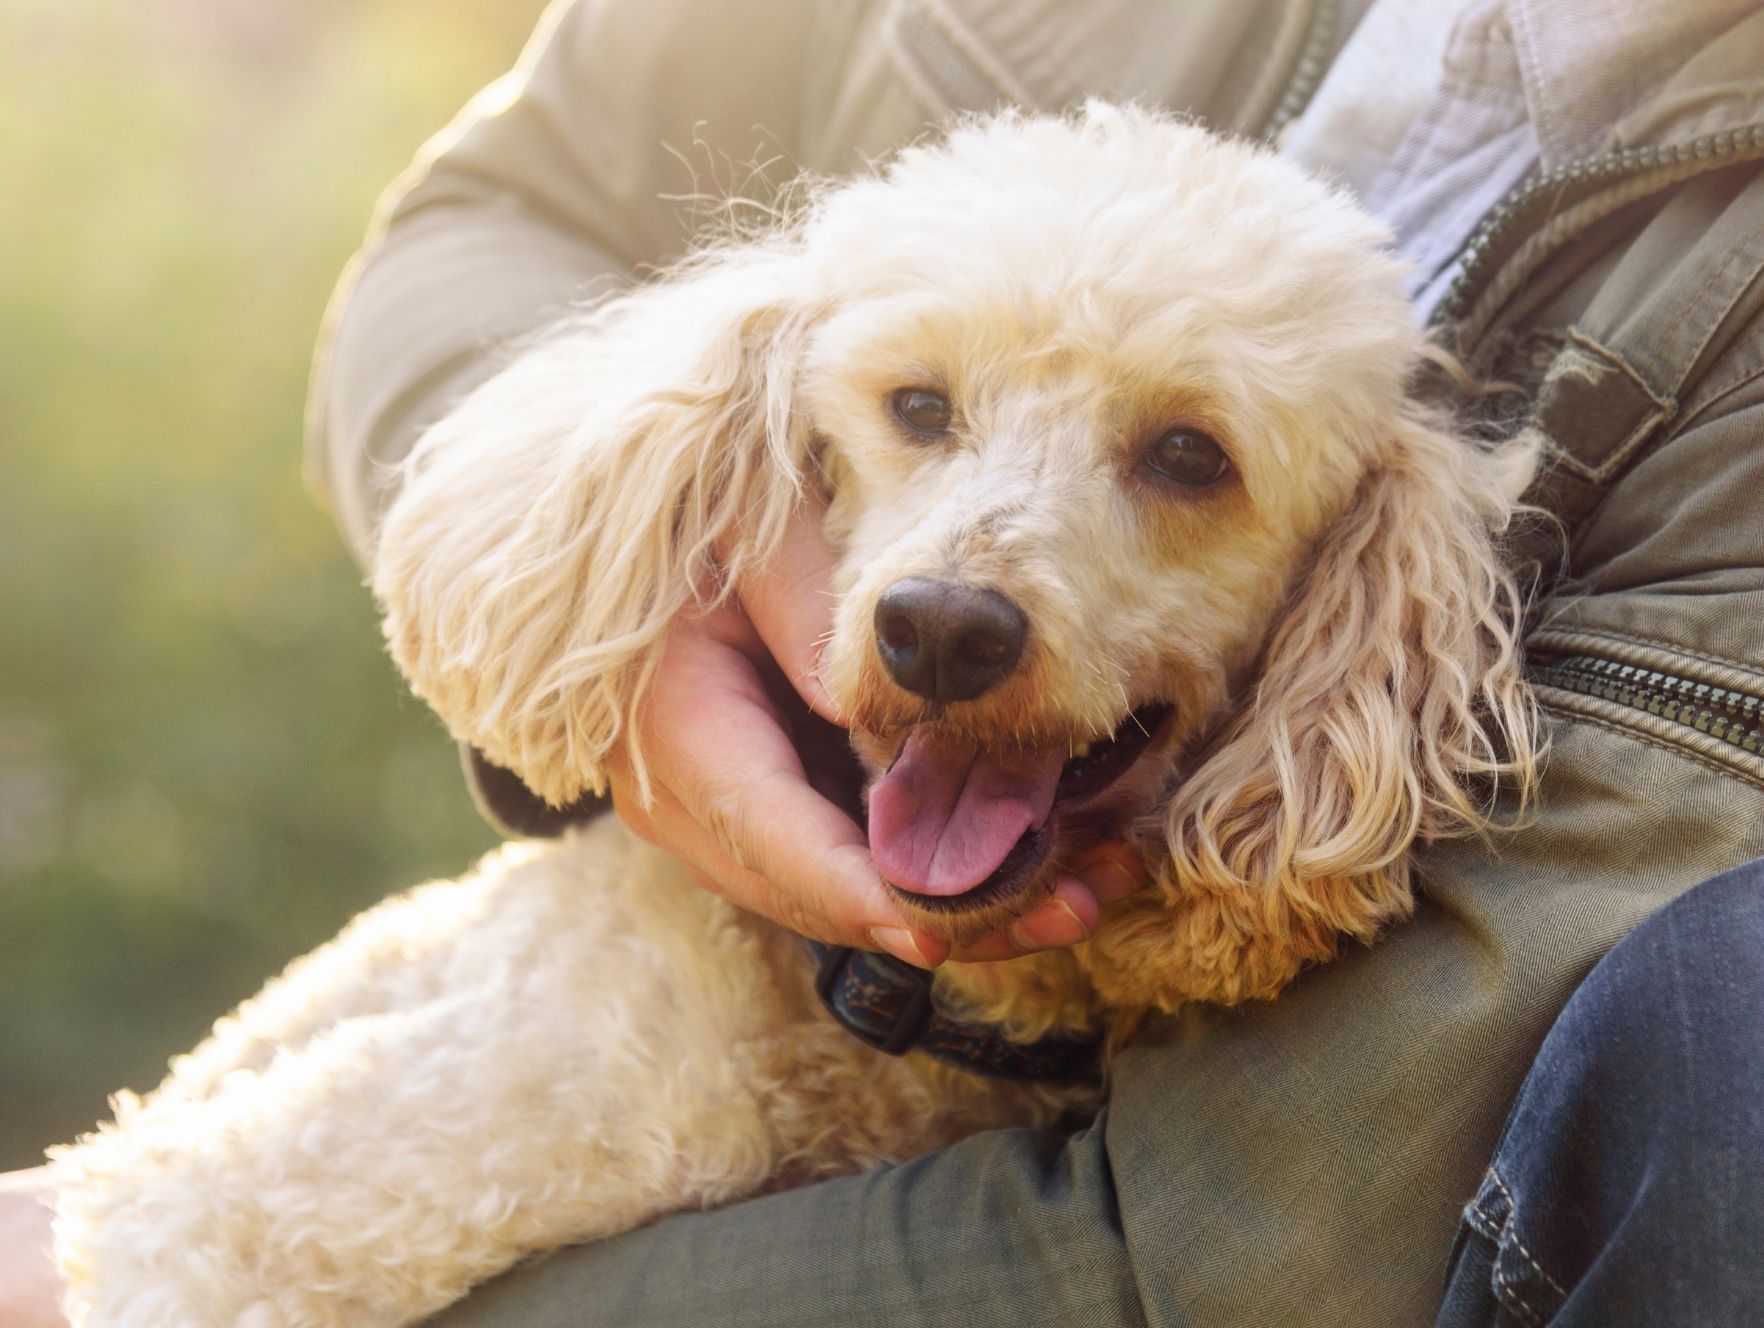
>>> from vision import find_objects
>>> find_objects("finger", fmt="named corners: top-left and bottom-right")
top-left (1069, 842), bottom-right (1147, 905)
top-left (615, 771), bottom-right (808, 921)
top-left (622, 774), bottom-right (946, 967)
top-left (623, 779), bottom-right (822, 927)
top-left (689, 764), bottom-right (939, 962)
top-left (735, 502), bottom-right (843, 723)
top-left (1010, 877), bottom-right (1101, 949)
top-left (944, 844), bottom-right (1146, 960)
top-left (678, 863), bottom-right (942, 969)
top-left (633, 625), bottom-right (943, 965)
top-left (946, 878), bottom-right (1100, 962)
top-left (607, 772), bottom-right (668, 847)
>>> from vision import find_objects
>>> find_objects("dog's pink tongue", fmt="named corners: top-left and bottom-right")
top-left (868, 729), bottom-right (1065, 895)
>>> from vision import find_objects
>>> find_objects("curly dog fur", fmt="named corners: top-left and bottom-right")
top-left (49, 105), bottom-right (1539, 1325)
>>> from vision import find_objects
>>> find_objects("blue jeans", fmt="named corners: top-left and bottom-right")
top-left (1435, 860), bottom-right (1764, 1327)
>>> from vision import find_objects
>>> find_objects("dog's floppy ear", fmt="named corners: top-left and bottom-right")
top-left (1095, 414), bottom-right (1540, 1008)
top-left (373, 243), bottom-right (823, 806)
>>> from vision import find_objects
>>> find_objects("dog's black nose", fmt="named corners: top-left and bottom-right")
top-left (873, 578), bottom-right (1027, 704)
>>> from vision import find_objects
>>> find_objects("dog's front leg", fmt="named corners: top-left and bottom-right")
top-left (51, 819), bottom-right (1052, 1327)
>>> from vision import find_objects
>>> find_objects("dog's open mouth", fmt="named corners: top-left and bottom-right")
top-left (868, 702), bottom-right (1172, 915)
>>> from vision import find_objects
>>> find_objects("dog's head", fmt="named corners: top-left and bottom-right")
top-left (377, 105), bottom-right (1537, 999)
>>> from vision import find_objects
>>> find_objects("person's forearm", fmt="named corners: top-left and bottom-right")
top-left (310, 207), bottom-right (625, 566)
top-left (305, 0), bottom-right (831, 568)
top-left (426, 1121), bottom-right (1148, 1328)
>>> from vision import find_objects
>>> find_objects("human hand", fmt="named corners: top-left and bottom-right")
top-left (607, 503), bottom-right (1144, 968)
top-left (0, 1169), bottom-right (65, 1328)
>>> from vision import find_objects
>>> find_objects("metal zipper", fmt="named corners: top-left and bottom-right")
top-left (1262, 0), bottom-right (1340, 145)
top-left (1532, 654), bottom-right (1764, 757)
top-left (1432, 123), bottom-right (1764, 327)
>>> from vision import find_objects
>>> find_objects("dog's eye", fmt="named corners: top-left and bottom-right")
top-left (1146, 428), bottom-right (1231, 488)
top-left (891, 388), bottom-right (953, 437)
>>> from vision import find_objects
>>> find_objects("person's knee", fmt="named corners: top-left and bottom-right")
top-left (1437, 861), bottom-right (1764, 1327)
top-left (1564, 857), bottom-right (1764, 1086)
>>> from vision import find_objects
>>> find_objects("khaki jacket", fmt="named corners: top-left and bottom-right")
top-left (310, 3), bottom-right (1764, 1323)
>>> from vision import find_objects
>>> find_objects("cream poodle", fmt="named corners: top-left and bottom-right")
top-left (48, 104), bottom-right (1539, 1326)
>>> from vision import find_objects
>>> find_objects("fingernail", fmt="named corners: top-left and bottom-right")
top-left (1084, 857), bottom-right (1141, 905)
top-left (870, 926), bottom-right (934, 969)
top-left (1010, 898), bottom-right (1091, 951)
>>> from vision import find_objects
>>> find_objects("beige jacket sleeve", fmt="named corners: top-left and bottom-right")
top-left (305, 0), bottom-right (835, 566)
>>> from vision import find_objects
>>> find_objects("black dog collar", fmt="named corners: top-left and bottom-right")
top-left (806, 941), bottom-right (1103, 1082)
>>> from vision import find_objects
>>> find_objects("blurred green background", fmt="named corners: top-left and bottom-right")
top-left (0, 0), bottom-right (549, 1170)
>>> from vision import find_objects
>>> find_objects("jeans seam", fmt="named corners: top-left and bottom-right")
top-left (1494, 1270), bottom-right (1548, 1328)
top-left (1489, 1167), bottom-right (1570, 1301)
top-left (1463, 1204), bottom-right (1501, 1243)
